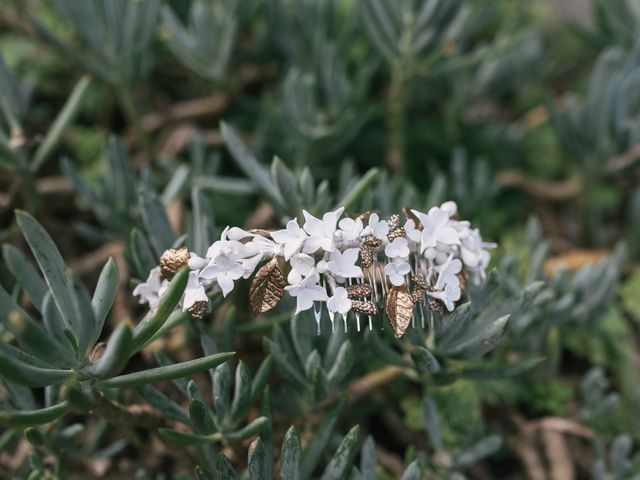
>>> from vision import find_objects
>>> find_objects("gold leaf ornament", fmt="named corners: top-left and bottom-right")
top-left (385, 286), bottom-right (415, 338)
top-left (249, 258), bottom-right (286, 314)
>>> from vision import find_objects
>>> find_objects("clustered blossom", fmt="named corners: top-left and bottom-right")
top-left (133, 202), bottom-right (495, 332)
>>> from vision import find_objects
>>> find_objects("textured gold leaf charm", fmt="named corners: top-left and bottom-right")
top-left (160, 247), bottom-right (190, 280)
top-left (249, 259), bottom-right (286, 314)
top-left (385, 286), bottom-right (415, 338)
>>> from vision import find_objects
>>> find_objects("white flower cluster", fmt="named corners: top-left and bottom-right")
top-left (133, 201), bottom-right (495, 331)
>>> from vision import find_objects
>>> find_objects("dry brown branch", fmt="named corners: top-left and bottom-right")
top-left (376, 445), bottom-right (406, 477)
top-left (542, 428), bottom-right (575, 480)
top-left (69, 242), bottom-right (125, 275)
top-left (608, 144), bottom-right (640, 173)
top-left (143, 95), bottom-right (230, 132)
top-left (347, 366), bottom-right (403, 404)
top-left (498, 170), bottom-right (582, 201)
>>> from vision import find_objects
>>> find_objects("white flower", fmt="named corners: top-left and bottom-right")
top-left (385, 237), bottom-right (410, 259)
top-left (287, 253), bottom-right (316, 285)
top-left (199, 253), bottom-right (245, 297)
top-left (188, 253), bottom-right (209, 270)
top-left (182, 271), bottom-right (209, 310)
top-left (326, 248), bottom-right (362, 280)
top-left (404, 219), bottom-right (421, 243)
top-left (337, 217), bottom-right (363, 242)
top-left (271, 219), bottom-right (308, 261)
top-left (133, 266), bottom-right (169, 308)
top-left (411, 207), bottom-right (460, 252)
top-left (362, 213), bottom-right (389, 240)
top-left (243, 235), bottom-right (279, 257)
top-left (206, 226), bottom-right (245, 260)
top-left (434, 254), bottom-right (462, 290)
top-left (427, 283), bottom-right (461, 312)
top-left (440, 201), bottom-right (458, 217)
top-left (240, 253), bottom-right (263, 279)
top-left (302, 207), bottom-right (344, 253)
top-left (285, 269), bottom-right (329, 314)
top-left (384, 260), bottom-right (410, 286)
top-left (327, 287), bottom-right (352, 314)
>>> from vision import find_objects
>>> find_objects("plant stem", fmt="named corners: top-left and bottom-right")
top-left (386, 63), bottom-right (406, 172)
top-left (117, 87), bottom-right (151, 155)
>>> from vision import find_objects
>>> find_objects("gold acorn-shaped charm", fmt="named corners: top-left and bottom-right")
top-left (249, 258), bottom-right (286, 314)
top-left (160, 247), bottom-right (190, 280)
top-left (385, 285), bottom-right (415, 338)
top-left (346, 283), bottom-right (373, 299)
top-left (351, 300), bottom-right (378, 316)
top-left (387, 227), bottom-right (406, 242)
top-left (360, 246), bottom-right (374, 268)
top-left (387, 213), bottom-right (400, 231)
top-left (189, 300), bottom-right (210, 320)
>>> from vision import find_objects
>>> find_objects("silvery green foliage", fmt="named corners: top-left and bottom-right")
top-left (0, 55), bottom-right (90, 176)
top-left (62, 137), bottom-right (141, 241)
top-left (499, 219), bottom-right (626, 351)
top-left (200, 407), bottom-right (362, 480)
top-left (264, 312), bottom-right (355, 411)
top-left (580, 369), bottom-right (640, 479)
top-left (361, 0), bottom-right (490, 67)
top-left (153, 330), bottom-right (272, 466)
top-left (551, 40), bottom-right (640, 175)
top-left (198, 394), bottom-right (501, 479)
top-left (0, 212), bottom-right (231, 428)
top-left (30, 0), bottom-right (159, 88)
top-left (221, 122), bottom-right (379, 221)
top-left (161, 0), bottom-right (239, 83)
top-left (282, 45), bottom-right (376, 161)
top-left (576, 0), bottom-right (640, 50)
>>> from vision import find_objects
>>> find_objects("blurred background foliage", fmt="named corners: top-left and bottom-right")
top-left (1, 0), bottom-right (640, 478)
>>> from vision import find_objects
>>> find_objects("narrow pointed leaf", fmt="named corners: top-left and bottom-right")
top-left (320, 425), bottom-right (361, 480)
top-left (215, 453), bottom-right (238, 480)
top-left (0, 285), bottom-right (75, 366)
top-left (15, 210), bottom-right (79, 337)
top-left (280, 426), bottom-right (301, 480)
top-left (0, 401), bottom-right (70, 427)
top-left (301, 396), bottom-right (346, 478)
top-left (96, 351), bottom-right (234, 388)
top-left (31, 76), bottom-right (91, 172)
top-left (86, 323), bottom-right (133, 379)
top-left (91, 257), bottom-right (119, 346)
top-left (2, 244), bottom-right (46, 311)
top-left (0, 341), bottom-right (74, 387)
top-left (248, 437), bottom-right (271, 480)
top-left (132, 267), bottom-right (189, 351)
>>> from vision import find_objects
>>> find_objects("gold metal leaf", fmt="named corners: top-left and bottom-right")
top-left (385, 286), bottom-right (415, 338)
top-left (160, 247), bottom-right (189, 280)
top-left (249, 259), bottom-right (286, 314)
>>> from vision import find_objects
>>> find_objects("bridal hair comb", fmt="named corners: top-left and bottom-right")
top-left (134, 201), bottom-right (495, 338)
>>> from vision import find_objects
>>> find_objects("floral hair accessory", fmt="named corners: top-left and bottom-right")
top-left (134, 202), bottom-right (495, 338)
